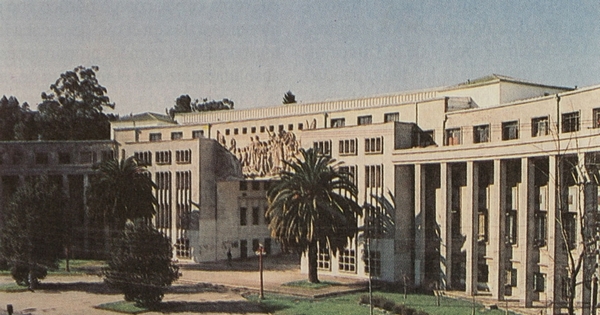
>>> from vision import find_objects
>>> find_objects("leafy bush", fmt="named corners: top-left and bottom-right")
top-left (359, 294), bottom-right (428, 315)
top-left (103, 223), bottom-right (179, 307)
top-left (10, 263), bottom-right (48, 287)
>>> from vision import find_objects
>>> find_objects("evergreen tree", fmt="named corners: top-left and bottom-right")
top-left (282, 91), bottom-right (296, 104)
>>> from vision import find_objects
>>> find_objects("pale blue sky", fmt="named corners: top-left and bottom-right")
top-left (1, 1), bottom-right (599, 115)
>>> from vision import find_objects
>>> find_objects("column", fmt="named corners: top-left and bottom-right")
top-left (579, 153), bottom-right (593, 315)
top-left (489, 159), bottom-right (505, 299)
top-left (83, 174), bottom-right (90, 254)
top-left (414, 164), bottom-right (426, 286)
top-left (465, 161), bottom-right (479, 295)
top-left (438, 163), bottom-right (452, 289)
top-left (517, 158), bottom-right (534, 307)
top-left (547, 155), bottom-right (559, 315)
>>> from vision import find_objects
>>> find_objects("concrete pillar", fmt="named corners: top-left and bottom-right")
top-left (83, 174), bottom-right (90, 253)
top-left (547, 155), bottom-right (559, 315)
top-left (489, 159), bottom-right (505, 300)
top-left (579, 153), bottom-right (593, 315)
top-left (438, 162), bottom-right (452, 289)
top-left (395, 165), bottom-right (415, 282)
top-left (414, 164), bottom-right (426, 286)
top-left (517, 158), bottom-right (534, 307)
top-left (465, 161), bottom-right (479, 295)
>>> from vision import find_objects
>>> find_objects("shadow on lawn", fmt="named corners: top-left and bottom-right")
top-left (158, 300), bottom-right (269, 314)
top-left (35, 282), bottom-right (230, 295)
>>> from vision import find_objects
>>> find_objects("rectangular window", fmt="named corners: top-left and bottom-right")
top-left (240, 207), bottom-right (247, 226)
top-left (269, 125), bottom-right (274, 132)
top-left (134, 151), bottom-right (152, 166)
top-left (364, 250), bottom-right (381, 277)
top-left (317, 247), bottom-right (331, 270)
top-left (260, 126), bottom-right (265, 133)
top-left (252, 207), bottom-right (260, 225)
top-left (149, 133), bottom-right (162, 141)
top-left (562, 212), bottom-right (577, 250)
top-left (339, 165), bottom-right (357, 185)
top-left (313, 141), bottom-right (331, 156)
top-left (506, 268), bottom-right (518, 287)
top-left (252, 181), bottom-right (260, 190)
top-left (101, 150), bottom-right (113, 162)
top-left (478, 263), bottom-right (489, 283)
top-left (331, 118), bottom-right (345, 128)
top-left (384, 112), bottom-right (400, 123)
top-left (171, 132), bottom-right (183, 140)
top-left (358, 115), bottom-right (372, 125)
top-left (534, 273), bottom-right (546, 292)
top-left (478, 210), bottom-right (488, 242)
top-left (175, 149), bottom-right (192, 164)
top-left (240, 240), bottom-right (247, 258)
top-left (365, 137), bottom-right (383, 154)
top-left (225, 129), bottom-right (230, 135)
top-left (445, 128), bottom-right (461, 145)
top-left (594, 108), bottom-right (600, 128)
top-left (562, 111), bottom-right (580, 133)
top-left (278, 125), bottom-right (284, 132)
top-left (338, 249), bottom-right (356, 273)
top-left (420, 130), bottom-right (435, 147)
top-left (534, 211), bottom-right (547, 247)
top-left (251, 127), bottom-right (256, 133)
top-left (192, 130), bottom-right (204, 139)
top-left (532, 116), bottom-right (549, 137)
top-left (473, 125), bottom-right (490, 143)
top-left (502, 121), bottom-right (519, 140)
top-left (80, 151), bottom-right (94, 164)
top-left (35, 152), bottom-right (48, 164)
top-left (234, 128), bottom-right (239, 135)
top-left (252, 239), bottom-right (260, 252)
top-left (155, 151), bottom-right (172, 165)
top-left (58, 152), bottom-right (71, 164)
top-left (288, 124), bottom-right (293, 131)
top-left (239, 181), bottom-right (247, 191)
top-left (338, 139), bottom-right (357, 155)
top-left (505, 210), bottom-right (517, 245)
top-left (298, 123), bottom-right (303, 130)
top-left (365, 165), bottom-right (382, 189)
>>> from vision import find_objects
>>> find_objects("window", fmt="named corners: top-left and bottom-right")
top-left (473, 125), bottom-right (490, 143)
top-left (225, 129), bottom-right (230, 135)
top-left (278, 125), bottom-right (284, 132)
top-left (298, 123), bottom-right (303, 130)
top-left (288, 124), bottom-right (293, 131)
top-left (339, 166), bottom-right (357, 185)
top-left (331, 118), bottom-right (345, 128)
top-left (155, 151), bottom-right (172, 165)
top-left (192, 130), bottom-right (204, 139)
top-left (365, 165), bottom-right (383, 188)
top-left (506, 268), bottom-right (517, 287)
top-left (80, 151), bottom-right (94, 164)
top-left (358, 115), bottom-right (372, 125)
top-left (502, 121), bottom-right (519, 140)
top-left (240, 240), bottom-right (247, 258)
top-left (240, 207), bottom-right (247, 226)
top-left (534, 211), bottom-right (547, 247)
top-left (239, 181), bottom-right (248, 191)
top-left (364, 250), bottom-right (381, 277)
top-left (318, 247), bottom-right (331, 270)
top-left (234, 128), bottom-right (238, 135)
top-left (420, 130), bottom-right (435, 147)
top-left (264, 238), bottom-right (271, 254)
top-left (251, 127), bottom-right (256, 133)
top-left (534, 273), bottom-right (545, 292)
top-left (260, 126), bottom-right (265, 133)
top-left (339, 139), bottom-right (357, 155)
top-left (532, 116), bottom-right (549, 137)
top-left (149, 133), bottom-right (162, 141)
top-left (252, 181), bottom-right (260, 190)
top-left (58, 152), bottom-right (71, 164)
top-left (171, 132), bottom-right (183, 140)
top-left (477, 210), bottom-right (488, 242)
top-left (384, 112), bottom-right (400, 123)
top-left (269, 125), bottom-right (274, 132)
top-left (155, 172), bottom-right (172, 229)
top-left (562, 111), bottom-right (580, 133)
top-left (252, 207), bottom-right (260, 225)
top-left (338, 249), bottom-right (356, 273)
top-left (35, 152), bottom-right (48, 164)
top-left (252, 239), bottom-right (260, 252)
top-left (134, 151), bottom-right (152, 166)
top-left (478, 263), bottom-right (489, 283)
top-left (365, 137), bottom-right (383, 154)
top-left (365, 204), bottom-right (384, 238)
top-left (176, 149), bottom-right (192, 164)
top-left (594, 108), bottom-right (600, 128)
top-left (505, 210), bottom-right (517, 245)
top-left (313, 141), bottom-right (331, 156)
top-left (562, 212), bottom-right (577, 250)
top-left (101, 150), bottom-right (113, 162)
top-left (445, 128), bottom-right (461, 145)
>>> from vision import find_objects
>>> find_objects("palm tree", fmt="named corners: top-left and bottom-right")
top-left (88, 156), bottom-right (157, 255)
top-left (266, 148), bottom-right (361, 283)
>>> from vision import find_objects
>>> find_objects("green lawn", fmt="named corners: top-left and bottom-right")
top-left (0, 259), bottom-right (106, 276)
top-left (95, 301), bottom-right (148, 314)
top-left (247, 292), bottom-right (519, 315)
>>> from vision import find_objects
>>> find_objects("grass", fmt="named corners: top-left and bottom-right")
top-left (95, 301), bottom-right (149, 314)
top-left (0, 259), bottom-right (106, 276)
top-left (0, 283), bottom-right (30, 292)
top-left (247, 292), bottom-right (519, 315)
top-left (282, 280), bottom-right (341, 289)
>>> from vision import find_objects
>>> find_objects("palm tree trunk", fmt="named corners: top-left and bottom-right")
top-left (308, 241), bottom-right (319, 283)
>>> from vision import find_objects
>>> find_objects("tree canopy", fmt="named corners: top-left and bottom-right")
top-left (266, 148), bottom-right (362, 283)
top-left (167, 94), bottom-right (234, 118)
top-left (282, 91), bottom-right (296, 104)
top-left (0, 96), bottom-right (37, 140)
top-left (37, 66), bottom-right (115, 140)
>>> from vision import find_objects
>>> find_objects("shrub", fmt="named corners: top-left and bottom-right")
top-left (382, 299), bottom-right (396, 311)
top-left (103, 223), bottom-right (179, 307)
top-left (10, 263), bottom-right (48, 287)
top-left (393, 304), bottom-right (407, 314)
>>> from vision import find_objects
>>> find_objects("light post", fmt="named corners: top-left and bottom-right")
top-left (256, 244), bottom-right (266, 300)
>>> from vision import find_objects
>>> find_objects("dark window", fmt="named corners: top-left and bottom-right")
top-left (251, 127), bottom-right (256, 133)
top-left (365, 137), bottom-right (383, 154)
top-left (252, 207), bottom-right (260, 225)
top-left (264, 238), bottom-right (271, 254)
top-left (506, 210), bottom-right (517, 245)
top-left (35, 152), bottom-right (48, 164)
top-left (364, 250), bottom-right (381, 277)
top-left (562, 212), bottom-right (577, 250)
top-left (338, 249), bottom-right (356, 273)
top-left (562, 111), bottom-right (580, 133)
top-left (260, 126), bottom-right (265, 133)
top-left (318, 247), bottom-right (331, 270)
top-left (506, 268), bottom-right (518, 287)
top-left (445, 128), bottom-right (461, 145)
top-left (478, 210), bottom-right (488, 242)
top-left (252, 181), bottom-right (260, 190)
top-left (192, 130), bottom-right (204, 138)
top-left (59, 152), bottom-right (71, 164)
top-left (240, 240), bottom-right (247, 258)
top-left (225, 129), bottom-right (230, 135)
top-left (473, 125), bottom-right (490, 143)
top-left (288, 124), bottom-right (293, 131)
top-left (252, 239), bottom-right (260, 251)
top-left (420, 130), bottom-right (435, 147)
top-left (594, 108), bottom-right (600, 128)
top-left (242, 127), bottom-right (247, 134)
top-left (239, 181), bottom-right (248, 191)
top-left (313, 141), bottom-right (331, 156)
top-left (298, 123), bottom-right (303, 130)
top-left (534, 211), bottom-right (547, 247)
top-left (358, 115), bottom-right (372, 125)
top-left (234, 128), bottom-right (239, 135)
top-left (502, 121), bottom-right (519, 140)
top-left (532, 116), bottom-right (549, 137)
top-left (478, 263), bottom-right (489, 283)
top-left (278, 125), bottom-right (284, 132)
top-left (155, 151), bottom-right (172, 165)
top-left (269, 125), bottom-right (274, 132)
top-left (240, 207), bottom-right (247, 226)
top-left (331, 118), bottom-right (345, 128)
top-left (534, 273), bottom-right (545, 292)
top-left (171, 132), bottom-right (183, 140)
top-left (384, 112), bottom-right (399, 122)
top-left (149, 133), bottom-right (162, 141)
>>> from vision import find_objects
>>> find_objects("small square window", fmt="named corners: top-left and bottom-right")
top-left (269, 125), bottom-right (274, 132)
top-left (192, 130), bottom-right (204, 139)
top-left (288, 124), bottom-right (293, 131)
top-left (331, 118), bottom-right (345, 128)
top-left (562, 111), bottom-right (580, 133)
top-left (239, 181), bottom-right (247, 191)
top-left (171, 132), bottom-right (183, 140)
top-left (242, 127), bottom-right (247, 134)
top-left (251, 127), bottom-right (256, 133)
top-left (502, 121), bottom-right (519, 140)
top-left (260, 126), bottom-right (266, 133)
top-left (252, 181), bottom-right (260, 190)
top-left (35, 152), bottom-right (48, 164)
top-left (445, 128), bottom-right (461, 145)
top-left (225, 129), bottom-right (230, 136)
top-left (298, 123), bottom-right (304, 130)
top-left (234, 128), bottom-right (239, 135)
top-left (532, 117), bottom-right (549, 137)
top-left (384, 112), bottom-right (399, 122)
top-left (357, 115), bottom-right (372, 125)
top-left (473, 125), bottom-right (490, 143)
top-left (149, 133), bottom-right (162, 141)
top-left (59, 152), bottom-right (71, 164)
top-left (278, 125), bottom-right (284, 132)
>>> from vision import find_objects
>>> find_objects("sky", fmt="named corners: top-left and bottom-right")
top-left (0, 1), bottom-right (599, 116)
